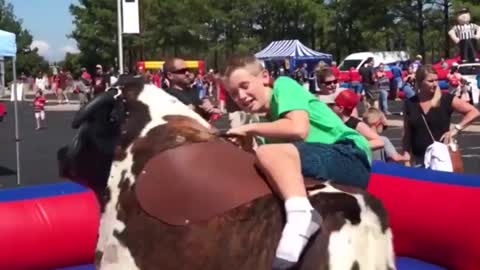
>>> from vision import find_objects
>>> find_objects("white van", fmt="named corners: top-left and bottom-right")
top-left (338, 51), bottom-right (410, 71)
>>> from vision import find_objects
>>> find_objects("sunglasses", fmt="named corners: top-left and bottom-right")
top-left (171, 68), bottom-right (189, 74)
top-left (321, 80), bottom-right (337, 86)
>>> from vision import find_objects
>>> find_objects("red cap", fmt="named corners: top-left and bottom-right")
top-left (334, 89), bottom-right (359, 110)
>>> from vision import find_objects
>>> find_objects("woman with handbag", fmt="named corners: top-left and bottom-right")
top-left (402, 65), bottom-right (479, 171)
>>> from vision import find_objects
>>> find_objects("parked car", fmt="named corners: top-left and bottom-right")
top-left (457, 63), bottom-right (480, 105)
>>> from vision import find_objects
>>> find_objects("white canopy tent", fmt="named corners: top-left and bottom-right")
top-left (0, 29), bottom-right (21, 184)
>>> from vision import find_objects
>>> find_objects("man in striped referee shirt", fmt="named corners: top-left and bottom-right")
top-left (449, 7), bottom-right (480, 63)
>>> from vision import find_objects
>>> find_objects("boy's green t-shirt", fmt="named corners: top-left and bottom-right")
top-left (268, 76), bottom-right (372, 163)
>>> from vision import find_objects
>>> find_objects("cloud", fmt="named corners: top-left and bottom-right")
top-left (60, 45), bottom-right (80, 54)
top-left (30, 40), bottom-right (51, 57)
top-left (29, 40), bottom-right (80, 62)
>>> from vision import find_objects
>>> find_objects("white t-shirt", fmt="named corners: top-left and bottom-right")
top-left (110, 75), bottom-right (118, 85)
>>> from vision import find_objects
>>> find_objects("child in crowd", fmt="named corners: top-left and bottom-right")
top-left (320, 89), bottom-right (384, 151)
top-left (224, 55), bottom-right (372, 269)
top-left (33, 90), bottom-right (47, 130)
top-left (363, 107), bottom-right (410, 163)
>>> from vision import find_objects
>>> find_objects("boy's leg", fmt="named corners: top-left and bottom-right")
top-left (402, 84), bottom-right (416, 99)
top-left (380, 89), bottom-right (389, 113)
top-left (35, 112), bottom-right (40, 129)
top-left (40, 111), bottom-right (46, 127)
top-left (255, 144), bottom-right (321, 268)
top-left (64, 88), bottom-right (70, 103)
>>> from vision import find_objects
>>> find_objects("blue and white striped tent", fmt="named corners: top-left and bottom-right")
top-left (255, 39), bottom-right (332, 61)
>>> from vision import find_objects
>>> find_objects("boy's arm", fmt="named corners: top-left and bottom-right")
top-left (384, 137), bottom-right (409, 162)
top-left (355, 122), bottom-right (384, 150)
top-left (229, 110), bottom-right (309, 141)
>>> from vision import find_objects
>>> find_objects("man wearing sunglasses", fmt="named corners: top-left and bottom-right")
top-left (163, 58), bottom-right (202, 108)
top-left (316, 67), bottom-right (359, 117)
top-left (163, 58), bottom-right (219, 119)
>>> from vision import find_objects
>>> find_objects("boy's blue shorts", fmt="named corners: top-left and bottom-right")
top-left (292, 139), bottom-right (371, 189)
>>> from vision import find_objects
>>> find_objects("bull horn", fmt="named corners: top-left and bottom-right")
top-left (72, 88), bottom-right (119, 129)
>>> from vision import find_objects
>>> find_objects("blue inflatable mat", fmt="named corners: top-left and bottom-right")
top-left (55, 264), bottom-right (96, 270)
top-left (396, 257), bottom-right (447, 270)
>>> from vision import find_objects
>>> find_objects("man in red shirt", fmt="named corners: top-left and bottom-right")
top-left (33, 90), bottom-right (47, 130)
top-left (81, 67), bottom-right (92, 82)
top-left (57, 70), bottom-right (70, 104)
top-left (348, 67), bottom-right (363, 95)
top-left (331, 61), bottom-right (341, 78)
top-left (92, 64), bottom-right (110, 97)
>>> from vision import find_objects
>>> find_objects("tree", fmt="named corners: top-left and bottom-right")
top-left (58, 52), bottom-right (82, 73)
top-left (70, 0), bottom-right (118, 71)
top-left (68, 0), bottom-right (476, 69)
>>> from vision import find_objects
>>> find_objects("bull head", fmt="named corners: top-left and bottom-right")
top-left (58, 86), bottom-right (128, 194)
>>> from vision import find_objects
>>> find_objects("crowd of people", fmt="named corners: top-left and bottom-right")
top-left (16, 64), bottom-right (118, 130)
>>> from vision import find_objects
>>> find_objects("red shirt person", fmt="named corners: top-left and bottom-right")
top-left (33, 91), bottom-right (47, 129)
top-left (33, 94), bottom-right (46, 112)
top-left (92, 64), bottom-right (109, 96)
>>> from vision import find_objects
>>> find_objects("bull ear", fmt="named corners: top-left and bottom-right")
top-left (72, 88), bottom-right (119, 129)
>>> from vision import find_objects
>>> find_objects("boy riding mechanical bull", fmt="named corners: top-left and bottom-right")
top-left (58, 57), bottom-right (396, 270)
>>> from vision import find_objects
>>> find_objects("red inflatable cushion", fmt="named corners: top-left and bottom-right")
top-left (368, 162), bottom-right (480, 270)
top-left (0, 182), bottom-right (100, 270)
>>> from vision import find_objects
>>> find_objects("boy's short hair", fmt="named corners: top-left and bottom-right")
top-left (223, 55), bottom-right (264, 78)
top-left (36, 90), bottom-right (43, 96)
top-left (363, 107), bottom-right (386, 126)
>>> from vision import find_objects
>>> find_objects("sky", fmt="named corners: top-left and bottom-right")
top-left (7, 0), bottom-right (80, 62)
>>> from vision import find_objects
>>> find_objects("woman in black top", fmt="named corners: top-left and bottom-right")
top-left (402, 65), bottom-right (479, 166)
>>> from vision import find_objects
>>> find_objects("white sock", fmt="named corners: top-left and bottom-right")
top-left (273, 197), bottom-right (322, 269)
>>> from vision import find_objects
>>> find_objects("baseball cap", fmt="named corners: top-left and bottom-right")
top-left (334, 89), bottom-right (359, 110)
top-left (96, 64), bottom-right (103, 69)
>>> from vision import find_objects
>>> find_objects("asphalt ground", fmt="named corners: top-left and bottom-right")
top-left (0, 99), bottom-right (479, 189)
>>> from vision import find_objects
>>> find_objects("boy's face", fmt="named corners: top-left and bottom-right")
top-left (370, 115), bottom-right (388, 133)
top-left (225, 67), bottom-right (271, 113)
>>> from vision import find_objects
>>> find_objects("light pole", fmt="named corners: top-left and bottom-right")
top-left (117, 0), bottom-right (124, 74)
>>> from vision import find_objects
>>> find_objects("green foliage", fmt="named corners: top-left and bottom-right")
top-left (69, 0), bottom-right (118, 71)
top-left (66, 0), bottom-right (480, 71)
top-left (58, 53), bottom-right (82, 73)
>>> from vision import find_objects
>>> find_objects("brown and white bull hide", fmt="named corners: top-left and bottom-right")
top-left (71, 82), bottom-right (395, 270)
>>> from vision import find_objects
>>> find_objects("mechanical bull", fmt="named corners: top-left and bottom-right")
top-left (58, 75), bottom-right (396, 270)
